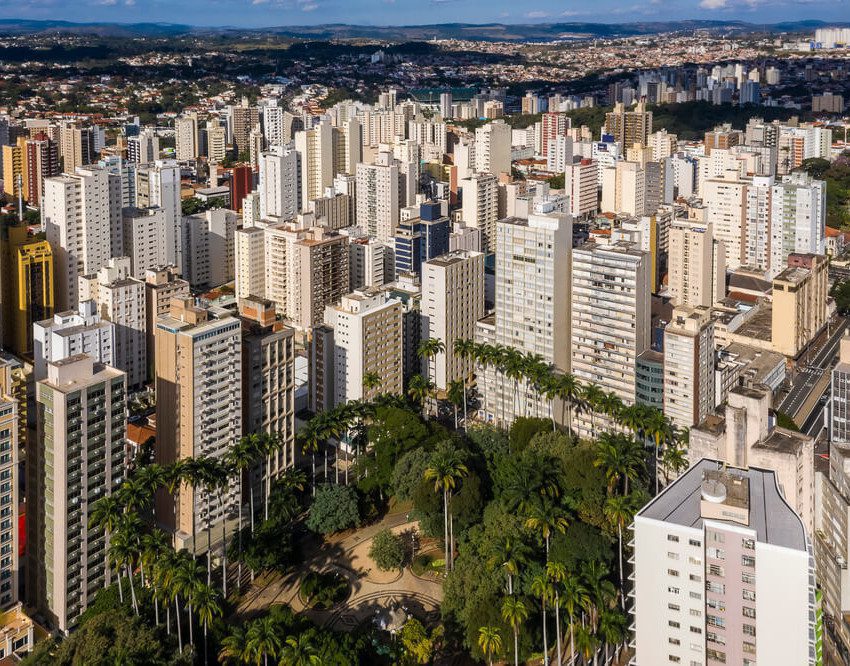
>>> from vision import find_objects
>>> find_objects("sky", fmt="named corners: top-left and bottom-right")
top-left (0, 0), bottom-right (848, 28)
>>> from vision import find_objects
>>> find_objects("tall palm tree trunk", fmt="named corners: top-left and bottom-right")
top-left (618, 524), bottom-right (625, 611)
top-left (127, 565), bottom-right (138, 615)
top-left (442, 489), bottom-right (450, 574)
top-left (554, 591), bottom-right (562, 666)
top-left (513, 628), bottom-right (519, 666)
top-left (462, 378), bottom-right (468, 431)
top-left (175, 596), bottom-right (183, 652)
top-left (542, 595), bottom-right (549, 666)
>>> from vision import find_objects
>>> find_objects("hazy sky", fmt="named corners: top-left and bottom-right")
top-left (1, 0), bottom-right (848, 28)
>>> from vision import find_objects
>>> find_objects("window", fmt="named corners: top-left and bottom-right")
top-left (668, 569), bottom-right (680, 577)
top-left (669, 603), bottom-right (681, 611)
top-left (707, 615), bottom-right (725, 629)
top-left (708, 564), bottom-right (724, 577)
top-left (669, 657), bottom-right (681, 663)
top-left (742, 589), bottom-right (756, 602)
top-left (669, 586), bottom-right (680, 594)
top-left (743, 624), bottom-right (756, 637)
top-left (743, 642), bottom-right (756, 654)
top-left (742, 607), bottom-right (756, 619)
top-left (669, 638), bottom-right (681, 645)
top-left (742, 555), bottom-right (755, 568)
top-left (669, 621), bottom-right (681, 629)
top-left (742, 538), bottom-right (755, 550)
top-left (668, 534), bottom-right (680, 542)
top-left (706, 648), bottom-right (726, 663)
top-left (742, 572), bottom-right (756, 585)
top-left (688, 539), bottom-right (702, 547)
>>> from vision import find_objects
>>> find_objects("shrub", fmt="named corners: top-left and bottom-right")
top-left (300, 571), bottom-right (349, 609)
top-left (369, 529), bottom-right (405, 571)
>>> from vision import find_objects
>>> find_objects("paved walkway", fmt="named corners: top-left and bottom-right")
top-left (237, 513), bottom-right (444, 630)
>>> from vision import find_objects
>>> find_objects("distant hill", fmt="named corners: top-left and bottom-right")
top-left (0, 18), bottom-right (847, 41)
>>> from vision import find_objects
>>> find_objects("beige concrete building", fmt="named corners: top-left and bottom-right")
top-left (30, 355), bottom-right (126, 633)
top-left (663, 306), bottom-right (715, 428)
top-left (144, 266), bottom-right (189, 381)
top-left (667, 218), bottom-right (726, 308)
top-left (154, 298), bottom-right (241, 552)
top-left (239, 298), bottom-right (296, 505)
top-left (571, 240), bottom-right (651, 415)
top-left (0, 398), bottom-right (18, 609)
top-left (421, 250), bottom-right (485, 392)
top-left (771, 254), bottom-right (828, 357)
top-left (459, 172), bottom-right (499, 253)
top-left (604, 101), bottom-right (652, 149)
top-left (355, 152), bottom-right (400, 243)
top-left (704, 169), bottom-right (749, 270)
top-left (688, 385), bottom-right (814, 535)
top-left (323, 288), bottom-right (403, 405)
top-left (235, 226), bottom-right (267, 300)
top-left (295, 121), bottom-right (334, 209)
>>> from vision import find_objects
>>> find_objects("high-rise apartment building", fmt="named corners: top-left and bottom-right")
top-left (0, 225), bottom-right (54, 357)
top-left (421, 250), bottom-right (484, 392)
top-left (769, 172), bottom-right (825, 277)
top-left (571, 240), bottom-right (650, 413)
top-left (289, 228), bottom-right (349, 331)
top-left (174, 114), bottom-right (199, 161)
top-left (540, 112), bottom-right (570, 158)
top-left (181, 209), bottom-right (236, 289)
top-left (143, 266), bottom-right (189, 381)
top-left (474, 120), bottom-right (511, 176)
top-left (703, 169), bottom-right (748, 270)
top-left (322, 288), bottom-right (403, 405)
top-left (239, 298), bottom-right (296, 502)
top-left (33, 301), bottom-right (116, 382)
top-left (155, 298), bottom-right (241, 553)
top-left (121, 207), bottom-right (168, 279)
top-left (230, 100), bottom-right (259, 157)
top-left (663, 306), bottom-right (715, 428)
top-left (136, 160), bottom-right (182, 270)
top-left (235, 226), bottom-right (267, 300)
top-left (78, 258), bottom-right (146, 390)
top-left (481, 212), bottom-right (571, 425)
top-left (295, 121), bottom-right (334, 209)
top-left (604, 101), bottom-right (652, 148)
top-left (259, 145), bottom-right (300, 221)
top-left (127, 128), bottom-right (159, 164)
top-left (632, 459), bottom-right (816, 666)
top-left (43, 166), bottom-right (121, 310)
top-left (22, 133), bottom-right (60, 205)
top-left (667, 219), bottom-right (726, 308)
top-left (771, 254), bottom-right (828, 358)
top-left (356, 153), bottom-right (400, 243)
top-left (564, 158), bottom-right (597, 219)
top-left (58, 124), bottom-right (95, 173)
top-left (0, 396), bottom-right (19, 608)
top-left (30, 355), bottom-right (127, 633)
top-left (459, 173), bottom-right (499, 253)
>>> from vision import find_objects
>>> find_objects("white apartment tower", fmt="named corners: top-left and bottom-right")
top-left (259, 145), bottom-right (301, 221)
top-left (356, 153), bottom-right (400, 243)
top-left (459, 173), bottom-right (499, 253)
top-left (421, 250), bottom-right (485, 392)
top-left (31, 355), bottom-right (127, 633)
top-left (295, 121), bottom-right (334, 209)
top-left (43, 166), bottom-right (121, 310)
top-left (632, 460), bottom-right (816, 666)
top-left (136, 160), bottom-right (182, 270)
top-left (474, 120), bottom-right (511, 176)
top-left (704, 169), bottom-right (748, 270)
top-left (78, 258), bottom-right (146, 390)
top-left (174, 114), bottom-right (199, 161)
top-left (571, 240), bottom-right (650, 412)
top-left (481, 213), bottom-right (571, 426)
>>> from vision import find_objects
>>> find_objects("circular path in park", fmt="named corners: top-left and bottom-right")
top-left (236, 513), bottom-right (444, 630)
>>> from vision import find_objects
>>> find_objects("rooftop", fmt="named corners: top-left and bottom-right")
top-left (638, 458), bottom-right (807, 551)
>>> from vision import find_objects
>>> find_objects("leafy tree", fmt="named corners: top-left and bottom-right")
top-left (27, 608), bottom-right (191, 666)
top-left (306, 484), bottom-right (360, 534)
top-left (398, 618), bottom-right (436, 665)
top-left (358, 406), bottom-right (428, 495)
top-left (391, 448), bottom-right (433, 501)
top-left (509, 417), bottom-right (551, 452)
top-left (369, 528), bottom-right (405, 571)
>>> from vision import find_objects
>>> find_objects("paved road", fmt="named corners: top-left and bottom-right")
top-left (779, 317), bottom-right (847, 418)
top-left (802, 401), bottom-right (827, 439)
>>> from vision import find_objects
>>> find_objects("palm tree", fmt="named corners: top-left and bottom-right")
top-left (598, 608), bottom-right (627, 663)
top-left (546, 561), bottom-right (567, 666)
top-left (424, 444), bottom-right (468, 573)
top-left (524, 497), bottom-right (569, 560)
top-left (133, 463), bottom-right (166, 521)
top-left (530, 571), bottom-right (553, 665)
top-left (581, 560), bottom-right (618, 636)
top-left (604, 495), bottom-right (632, 609)
top-left (556, 373), bottom-right (579, 436)
top-left (159, 551), bottom-right (184, 652)
top-left (163, 460), bottom-right (187, 549)
top-left (573, 624), bottom-right (598, 666)
top-left (227, 437), bottom-right (257, 585)
top-left (280, 634), bottom-right (322, 665)
top-left (478, 625), bottom-right (503, 666)
top-left (647, 409), bottom-right (671, 495)
top-left (501, 595), bottom-right (529, 666)
top-left (662, 441), bottom-right (689, 487)
top-left (598, 391), bottom-right (623, 425)
top-left (89, 494), bottom-right (123, 588)
top-left (503, 348), bottom-right (526, 420)
top-left (417, 337), bottom-right (445, 388)
top-left (487, 535), bottom-right (530, 596)
top-left (297, 423), bottom-right (322, 496)
top-left (175, 555), bottom-right (205, 650)
top-left (215, 460), bottom-right (234, 597)
top-left (194, 583), bottom-right (222, 664)
top-left (447, 379), bottom-right (465, 430)
top-left (118, 477), bottom-right (152, 516)
top-left (245, 615), bottom-right (281, 666)
top-left (407, 374), bottom-right (434, 417)
top-left (219, 626), bottom-right (250, 665)
top-left (362, 371), bottom-right (382, 397)
top-left (453, 338), bottom-right (476, 430)
top-left (140, 530), bottom-right (169, 624)
top-left (581, 384), bottom-right (605, 437)
top-left (540, 374), bottom-right (560, 432)
top-left (562, 573), bottom-right (589, 665)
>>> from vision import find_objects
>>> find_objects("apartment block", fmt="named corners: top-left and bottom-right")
top-left (632, 459), bottom-right (816, 666)
top-left (667, 219), bottom-right (726, 308)
top-left (663, 306), bottom-right (715, 429)
top-left (30, 355), bottom-right (126, 633)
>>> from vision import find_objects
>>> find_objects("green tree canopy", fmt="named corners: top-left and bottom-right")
top-left (306, 484), bottom-right (360, 534)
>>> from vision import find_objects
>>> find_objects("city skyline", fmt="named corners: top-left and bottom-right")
top-left (1, 0), bottom-right (849, 29)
